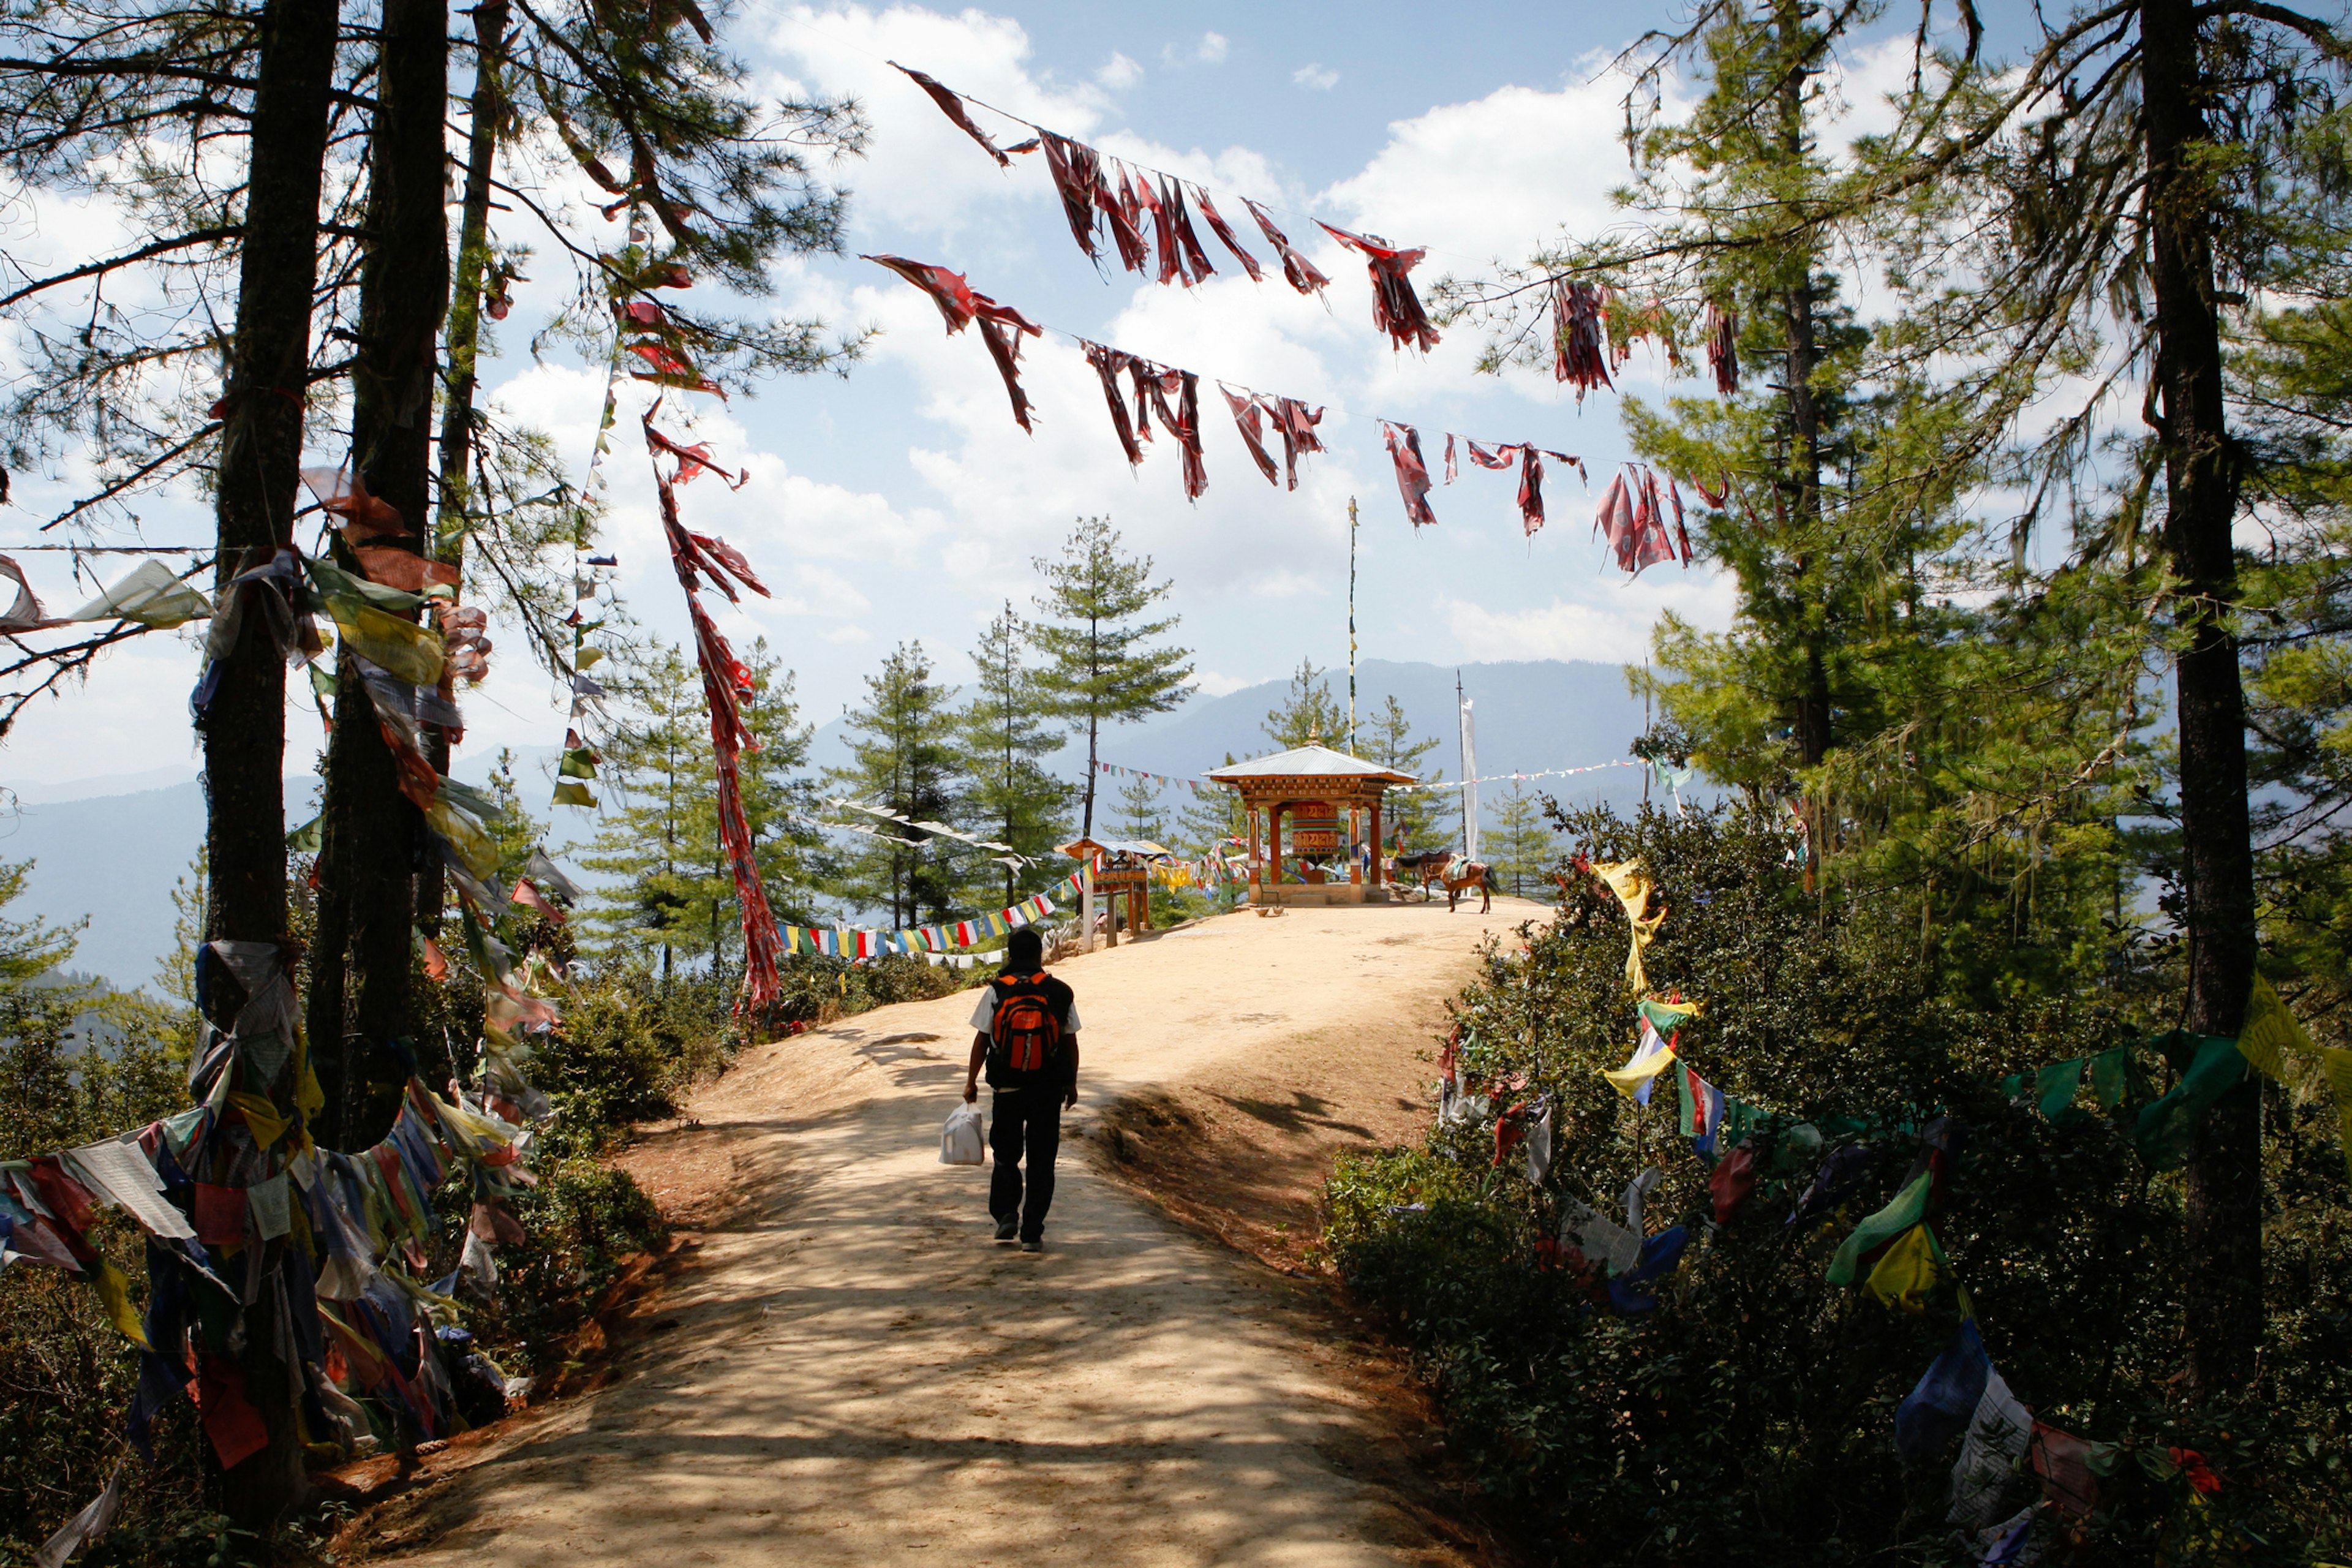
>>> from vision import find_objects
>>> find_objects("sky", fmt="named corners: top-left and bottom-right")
top-left (0, 0), bottom-right (2024, 795)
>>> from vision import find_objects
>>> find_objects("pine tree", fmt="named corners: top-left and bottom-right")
top-left (1176, 756), bottom-right (1248, 912)
top-left (579, 644), bottom-right (722, 981)
top-left (1487, 782), bottom-right (1550, 896)
top-left (1360, 694), bottom-right (1445, 851)
top-left (1446, 0), bottom-right (2352, 1400)
top-left (959, 602), bottom-right (1071, 906)
top-left (0, 858), bottom-right (82, 985)
top-left (578, 638), bottom-right (815, 977)
top-left (1030, 517), bottom-right (1194, 840)
top-left (1112, 772), bottom-right (1170, 843)
top-left (1, 0), bottom-right (867, 1514)
top-left (824, 642), bottom-right (965, 928)
top-left (1260, 658), bottom-right (1347, 750)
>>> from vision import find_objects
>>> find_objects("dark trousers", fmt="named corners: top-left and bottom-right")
top-left (989, 1088), bottom-right (1063, 1242)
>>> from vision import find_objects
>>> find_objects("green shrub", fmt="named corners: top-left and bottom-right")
top-left (434, 1156), bottom-right (668, 1381)
top-left (1, 982), bottom-right (216, 1562)
top-left (1322, 802), bottom-right (2350, 1566)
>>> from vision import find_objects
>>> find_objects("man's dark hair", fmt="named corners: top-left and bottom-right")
top-left (1005, 927), bottom-right (1044, 970)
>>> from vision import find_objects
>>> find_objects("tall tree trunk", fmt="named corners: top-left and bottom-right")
top-left (2143, 0), bottom-right (2260, 1397)
top-left (1775, 22), bottom-right (1833, 771)
top-left (1083, 712), bottom-right (1099, 839)
top-left (307, 0), bottom-right (450, 1149)
top-left (415, 0), bottom-right (509, 932)
top-left (201, 0), bottom-right (336, 1528)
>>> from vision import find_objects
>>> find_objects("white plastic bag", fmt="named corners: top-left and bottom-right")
top-left (939, 1101), bottom-right (986, 1166)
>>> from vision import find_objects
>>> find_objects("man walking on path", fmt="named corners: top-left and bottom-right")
top-left (963, 927), bottom-right (1080, 1252)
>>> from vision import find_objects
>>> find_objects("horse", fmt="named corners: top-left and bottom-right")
top-left (1390, 849), bottom-right (1457, 902)
top-left (1442, 860), bottom-right (1493, 914)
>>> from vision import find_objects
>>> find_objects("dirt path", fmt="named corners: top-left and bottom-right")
top-left (374, 896), bottom-right (1544, 1568)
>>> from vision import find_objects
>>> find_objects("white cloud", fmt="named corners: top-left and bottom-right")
top-left (1097, 51), bottom-right (1142, 89)
top-left (1320, 62), bottom-right (1645, 283)
top-left (1440, 570), bottom-right (1736, 663)
top-left (1193, 670), bottom-right (1254, 697)
top-left (1292, 63), bottom-right (1338, 91)
top-left (756, 4), bottom-right (1112, 236)
top-left (1197, 32), bottom-right (1229, 64)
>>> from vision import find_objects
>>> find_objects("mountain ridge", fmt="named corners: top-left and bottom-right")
top-left (2, 658), bottom-right (1651, 992)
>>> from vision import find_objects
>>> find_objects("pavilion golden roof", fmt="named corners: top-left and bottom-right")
top-left (1204, 744), bottom-right (1417, 785)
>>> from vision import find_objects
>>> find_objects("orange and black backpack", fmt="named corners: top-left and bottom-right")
top-left (986, 972), bottom-right (1069, 1083)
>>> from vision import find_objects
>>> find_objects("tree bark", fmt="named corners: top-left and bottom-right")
top-left (2142, 0), bottom-right (2261, 1398)
top-left (307, 0), bottom-right (450, 1149)
top-left (1774, 19), bottom-right (1833, 771)
top-left (414, 0), bottom-right (508, 932)
top-left (200, 0), bottom-right (336, 1529)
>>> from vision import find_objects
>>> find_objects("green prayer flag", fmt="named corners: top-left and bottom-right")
top-left (551, 779), bottom-right (597, 808)
top-left (2133, 1031), bottom-right (2248, 1170)
top-left (1827, 1170), bottom-right (1934, 1286)
top-left (2035, 1058), bottom-right (2090, 1125)
top-left (1637, 997), bottom-right (1701, 1034)
top-left (287, 813), bottom-right (322, 853)
top-left (2087, 1046), bottom-right (2141, 1110)
top-left (560, 747), bottom-right (598, 779)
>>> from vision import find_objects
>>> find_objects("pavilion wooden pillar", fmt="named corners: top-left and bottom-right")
top-left (1369, 796), bottom-right (1384, 888)
top-left (1246, 802), bottom-right (1262, 899)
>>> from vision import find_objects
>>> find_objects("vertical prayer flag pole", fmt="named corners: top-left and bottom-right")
top-left (1080, 855), bottom-right (1096, 953)
top-left (1348, 496), bottom-right (1359, 755)
top-left (1458, 671), bottom-right (1479, 862)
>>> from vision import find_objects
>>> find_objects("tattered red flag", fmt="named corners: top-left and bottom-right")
top-left (1317, 222), bottom-right (1441, 353)
top-left (893, 61), bottom-right (1012, 167)
top-left (1381, 421), bottom-right (1437, 528)
top-left (1242, 199), bottom-right (1330, 296)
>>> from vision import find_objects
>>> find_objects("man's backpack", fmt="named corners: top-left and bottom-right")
top-left (987, 973), bottom-right (1067, 1080)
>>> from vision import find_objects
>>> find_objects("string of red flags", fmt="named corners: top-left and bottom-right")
top-left (862, 252), bottom-right (1709, 573)
top-left (892, 59), bottom-right (1757, 399)
top-left (643, 405), bottom-right (791, 1011)
top-left (885, 64), bottom-right (1376, 322)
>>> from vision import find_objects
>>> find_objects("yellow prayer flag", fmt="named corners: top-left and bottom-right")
top-left (424, 797), bottom-right (500, 879)
top-left (228, 1090), bottom-right (291, 1150)
top-left (322, 595), bottom-right (445, 686)
top-left (2321, 1046), bottom-right (2352, 1183)
top-left (91, 1259), bottom-right (151, 1349)
top-left (2238, 976), bottom-right (2317, 1087)
top-left (1864, 1223), bottom-right (1942, 1313)
top-left (1601, 1031), bottom-right (1676, 1101)
top-left (1591, 858), bottom-right (1667, 991)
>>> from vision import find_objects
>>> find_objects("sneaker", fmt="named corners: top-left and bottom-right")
top-left (1019, 1238), bottom-right (1043, 1253)
top-left (994, 1217), bottom-right (1018, 1243)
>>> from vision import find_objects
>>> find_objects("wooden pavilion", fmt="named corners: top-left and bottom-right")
top-left (1206, 743), bottom-right (1417, 907)
top-left (1055, 836), bottom-right (1173, 946)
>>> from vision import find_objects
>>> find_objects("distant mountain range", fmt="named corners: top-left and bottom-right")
top-left (2, 658), bottom-right (1656, 993)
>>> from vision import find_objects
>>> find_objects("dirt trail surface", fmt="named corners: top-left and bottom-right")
top-left (374, 896), bottom-right (1547, 1567)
